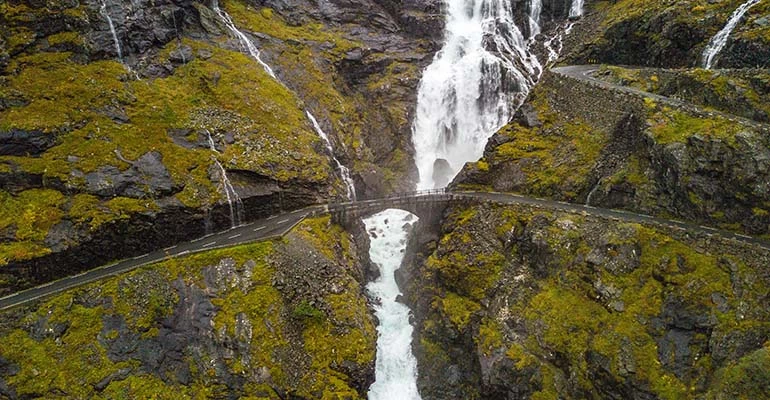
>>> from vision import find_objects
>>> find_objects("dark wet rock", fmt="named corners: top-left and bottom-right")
top-left (168, 44), bottom-right (193, 64)
top-left (0, 129), bottom-right (58, 156)
top-left (515, 103), bottom-right (542, 128)
top-left (27, 315), bottom-right (70, 341)
top-left (93, 368), bottom-right (132, 392)
top-left (432, 158), bottom-right (453, 189)
top-left (0, 166), bottom-right (43, 193)
top-left (84, 151), bottom-right (179, 198)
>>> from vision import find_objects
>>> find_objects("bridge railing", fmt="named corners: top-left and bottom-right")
top-left (325, 188), bottom-right (449, 212)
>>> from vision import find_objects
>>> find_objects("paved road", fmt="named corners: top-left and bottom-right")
top-left (3, 191), bottom-right (770, 312)
top-left (0, 207), bottom-right (320, 311)
top-left (552, 65), bottom-right (770, 133)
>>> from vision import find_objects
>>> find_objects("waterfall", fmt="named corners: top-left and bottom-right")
top-left (99, 0), bottom-right (123, 61)
top-left (529, 0), bottom-right (543, 37)
top-left (214, 160), bottom-right (245, 227)
top-left (412, 0), bottom-right (542, 189)
top-left (569, 0), bottom-right (584, 18)
top-left (701, 0), bottom-right (761, 69)
top-left (211, 0), bottom-right (277, 79)
top-left (365, 210), bottom-right (421, 400)
top-left (307, 112), bottom-right (357, 200)
top-left (211, 1), bottom-right (356, 200)
top-left (206, 131), bottom-right (244, 227)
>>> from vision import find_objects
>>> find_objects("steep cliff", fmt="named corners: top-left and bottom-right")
top-left (566, 0), bottom-right (770, 68)
top-left (401, 202), bottom-right (770, 399)
top-left (0, 216), bottom-right (377, 399)
top-left (456, 66), bottom-right (770, 235)
top-left (0, 0), bottom-right (437, 293)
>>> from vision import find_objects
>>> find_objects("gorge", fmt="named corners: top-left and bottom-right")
top-left (1, 0), bottom-right (770, 399)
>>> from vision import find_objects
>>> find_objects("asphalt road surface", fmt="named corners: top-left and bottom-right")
top-left (551, 65), bottom-right (769, 132)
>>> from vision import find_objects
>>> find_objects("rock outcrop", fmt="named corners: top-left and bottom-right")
top-left (0, 216), bottom-right (377, 399)
top-left (0, 0), bottom-right (439, 291)
top-left (401, 202), bottom-right (770, 399)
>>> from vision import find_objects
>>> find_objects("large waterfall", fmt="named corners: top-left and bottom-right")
top-left (529, 0), bottom-right (543, 37)
top-left (702, 0), bottom-right (761, 69)
top-left (412, 0), bottom-right (542, 189)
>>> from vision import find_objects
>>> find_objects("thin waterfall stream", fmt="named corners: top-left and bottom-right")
top-left (701, 0), bottom-right (761, 69)
top-left (211, 0), bottom-right (356, 201)
top-left (206, 131), bottom-right (244, 227)
top-left (99, 0), bottom-right (123, 61)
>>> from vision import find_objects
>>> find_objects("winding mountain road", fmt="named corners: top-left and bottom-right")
top-left (3, 189), bottom-right (769, 312)
top-left (552, 65), bottom-right (770, 133)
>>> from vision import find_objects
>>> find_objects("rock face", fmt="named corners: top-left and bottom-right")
top-left (0, 130), bottom-right (58, 156)
top-left (0, 217), bottom-right (377, 399)
top-left (566, 0), bottom-right (770, 68)
top-left (456, 68), bottom-right (770, 235)
top-left (0, 0), bottom-right (439, 290)
top-left (401, 202), bottom-right (770, 399)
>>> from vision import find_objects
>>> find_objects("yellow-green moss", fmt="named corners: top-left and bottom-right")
top-left (436, 291), bottom-right (481, 330)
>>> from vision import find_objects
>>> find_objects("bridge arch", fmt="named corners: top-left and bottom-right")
top-left (328, 190), bottom-right (459, 226)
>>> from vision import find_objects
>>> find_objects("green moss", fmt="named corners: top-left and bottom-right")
top-left (436, 291), bottom-right (481, 330)
top-left (706, 343), bottom-right (770, 400)
top-left (477, 318), bottom-right (504, 356)
top-left (648, 107), bottom-right (742, 145)
top-left (294, 216), bottom-right (354, 265)
top-left (292, 300), bottom-right (325, 321)
top-left (46, 31), bottom-right (84, 47)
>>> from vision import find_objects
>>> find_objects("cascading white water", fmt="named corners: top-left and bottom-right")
top-left (412, 0), bottom-right (542, 189)
top-left (206, 131), bottom-right (244, 227)
top-left (365, 210), bottom-right (421, 400)
top-left (99, 0), bottom-right (123, 61)
top-left (701, 0), bottom-right (761, 69)
top-left (213, 160), bottom-right (245, 227)
top-left (211, 0), bottom-right (277, 79)
top-left (307, 112), bottom-right (357, 200)
top-left (529, 0), bottom-right (543, 37)
top-left (569, 0), bottom-right (584, 18)
top-left (211, 2), bottom-right (356, 200)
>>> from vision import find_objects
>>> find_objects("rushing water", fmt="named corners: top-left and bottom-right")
top-left (99, 0), bottom-right (123, 61)
top-left (529, 0), bottom-right (543, 37)
top-left (702, 0), bottom-right (761, 69)
top-left (412, 0), bottom-right (542, 189)
top-left (569, 0), bottom-right (585, 18)
top-left (365, 210), bottom-right (421, 400)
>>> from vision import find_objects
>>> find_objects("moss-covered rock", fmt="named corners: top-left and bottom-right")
top-left (0, 0), bottom-right (438, 289)
top-left (402, 202), bottom-right (770, 399)
top-left (456, 68), bottom-right (770, 235)
top-left (0, 216), bottom-right (376, 398)
top-left (566, 0), bottom-right (770, 68)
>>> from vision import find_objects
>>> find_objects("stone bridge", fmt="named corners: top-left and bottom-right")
top-left (327, 189), bottom-right (457, 226)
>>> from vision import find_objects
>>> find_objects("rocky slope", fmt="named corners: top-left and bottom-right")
top-left (456, 66), bottom-right (770, 236)
top-left (401, 202), bottom-right (770, 399)
top-left (0, 216), bottom-right (377, 399)
top-left (567, 0), bottom-right (770, 68)
top-left (0, 0), bottom-right (438, 293)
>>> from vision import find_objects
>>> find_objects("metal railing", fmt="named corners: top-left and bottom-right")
top-left (326, 188), bottom-right (450, 212)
